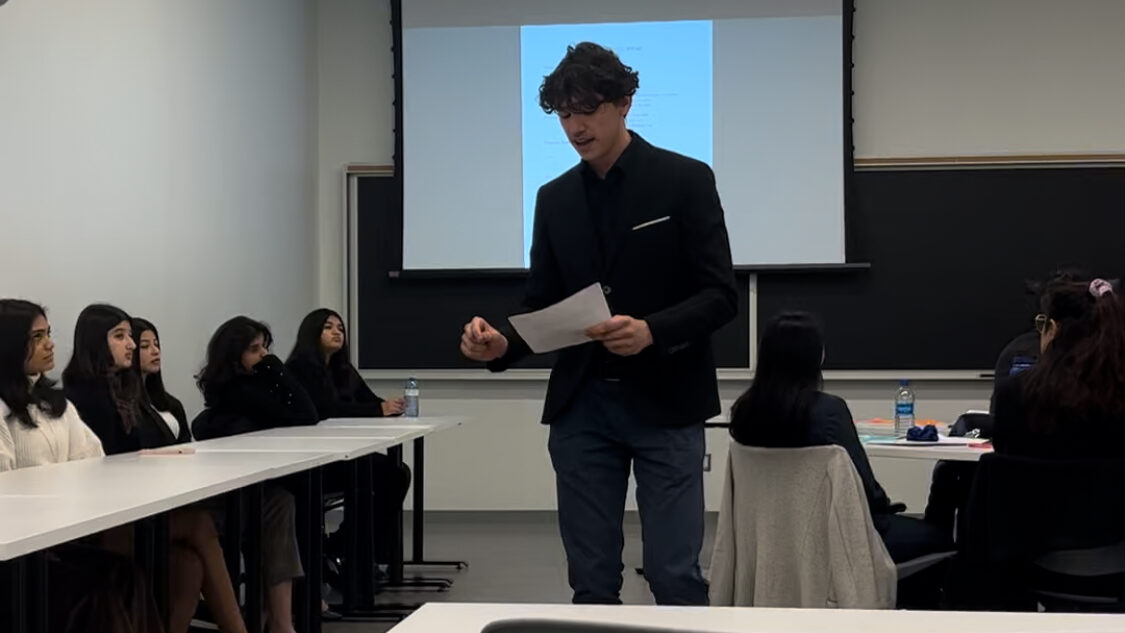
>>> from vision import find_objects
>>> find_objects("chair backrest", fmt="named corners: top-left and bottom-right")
top-left (708, 443), bottom-right (895, 609)
top-left (960, 453), bottom-right (1125, 563)
top-left (950, 453), bottom-right (1125, 610)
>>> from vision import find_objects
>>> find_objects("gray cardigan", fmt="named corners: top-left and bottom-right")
top-left (708, 444), bottom-right (896, 608)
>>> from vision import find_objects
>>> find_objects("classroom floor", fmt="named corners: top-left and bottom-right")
top-left (323, 511), bottom-right (719, 633)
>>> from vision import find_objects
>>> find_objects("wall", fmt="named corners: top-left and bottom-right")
top-left (853, 0), bottom-right (1125, 158)
top-left (0, 0), bottom-right (317, 415)
top-left (310, 0), bottom-right (1087, 509)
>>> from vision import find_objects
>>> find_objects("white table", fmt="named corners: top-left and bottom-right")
top-left (193, 434), bottom-right (398, 460)
top-left (0, 449), bottom-right (342, 633)
top-left (248, 416), bottom-right (464, 447)
top-left (0, 417), bottom-right (465, 633)
top-left (862, 441), bottom-right (992, 462)
top-left (0, 450), bottom-right (335, 560)
top-left (389, 603), bottom-right (1125, 633)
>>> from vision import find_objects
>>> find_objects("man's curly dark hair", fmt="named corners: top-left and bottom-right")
top-left (538, 42), bottom-right (640, 115)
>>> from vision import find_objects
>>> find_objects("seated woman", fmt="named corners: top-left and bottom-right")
top-left (0, 298), bottom-right (163, 633)
top-left (134, 317), bottom-right (305, 633)
top-left (923, 268), bottom-right (1093, 537)
top-left (132, 317), bottom-right (191, 443)
top-left (993, 277), bottom-right (1125, 455)
top-left (0, 300), bottom-right (103, 468)
top-left (954, 278), bottom-right (1125, 610)
top-left (62, 304), bottom-right (248, 633)
top-left (285, 308), bottom-right (412, 565)
top-left (193, 315), bottom-right (319, 436)
top-left (729, 312), bottom-right (951, 566)
top-left (285, 308), bottom-right (404, 417)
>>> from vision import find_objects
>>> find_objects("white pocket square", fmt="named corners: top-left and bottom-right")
top-left (631, 216), bottom-right (671, 231)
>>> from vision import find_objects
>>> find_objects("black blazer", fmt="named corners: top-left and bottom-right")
top-left (731, 392), bottom-right (897, 531)
top-left (200, 354), bottom-right (319, 434)
top-left (489, 133), bottom-right (738, 425)
top-left (286, 356), bottom-right (386, 420)
top-left (150, 392), bottom-right (192, 443)
top-left (64, 375), bottom-right (178, 455)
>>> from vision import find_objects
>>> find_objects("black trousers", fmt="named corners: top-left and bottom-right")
top-left (880, 514), bottom-right (953, 563)
top-left (923, 460), bottom-right (978, 538)
top-left (879, 514), bottom-right (955, 609)
top-left (322, 452), bottom-right (411, 563)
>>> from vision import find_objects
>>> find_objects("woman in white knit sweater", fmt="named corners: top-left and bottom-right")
top-left (0, 298), bottom-right (165, 633)
top-left (0, 299), bottom-right (103, 469)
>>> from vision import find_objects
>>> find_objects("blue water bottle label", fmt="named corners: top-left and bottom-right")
top-left (896, 403), bottom-right (914, 416)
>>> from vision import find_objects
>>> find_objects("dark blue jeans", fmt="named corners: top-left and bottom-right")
top-left (548, 380), bottom-right (708, 605)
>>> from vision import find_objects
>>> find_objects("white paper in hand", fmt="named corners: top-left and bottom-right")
top-left (508, 283), bottom-right (612, 353)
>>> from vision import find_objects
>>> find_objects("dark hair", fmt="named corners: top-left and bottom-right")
top-left (1022, 278), bottom-right (1125, 432)
top-left (538, 42), bottom-right (639, 115)
top-left (287, 308), bottom-right (352, 384)
top-left (132, 317), bottom-right (174, 413)
top-left (197, 316), bottom-right (273, 402)
top-left (1027, 267), bottom-right (1091, 296)
top-left (0, 299), bottom-right (66, 428)
top-left (62, 303), bottom-right (144, 431)
top-left (729, 312), bottom-right (825, 445)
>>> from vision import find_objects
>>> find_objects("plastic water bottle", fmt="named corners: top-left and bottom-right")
top-left (894, 379), bottom-right (915, 438)
top-left (404, 376), bottom-right (420, 418)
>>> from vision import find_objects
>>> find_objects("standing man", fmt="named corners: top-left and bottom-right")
top-left (459, 42), bottom-right (737, 605)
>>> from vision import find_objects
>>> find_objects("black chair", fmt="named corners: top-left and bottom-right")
top-left (951, 453), bottom-right (1125, 612)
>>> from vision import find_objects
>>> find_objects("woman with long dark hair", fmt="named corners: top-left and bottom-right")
top-left (132, 317), bottom-right (190, 443)
top-left (194, 316), bottom-right (319, 433)
top-left (62, 304), bottom-right (174, 453)
top-left (729, 312), bottom-right (950, 565)
top-left (285, 308), bottom-right (404, 417)
top-left (285, 309), bottom-right (411, 567)
top-left (186, 315), bottom-right (308, 632)
top-left (0, 299), bottom-right (102, 467)
top-left (993, 277), bottom-right (1125, 454)
top-left (0, 299), bottom-right (163, 633)
top-left (63, 304), bottom-right (248, 633)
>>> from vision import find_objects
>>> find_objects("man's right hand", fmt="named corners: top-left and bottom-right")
top-left (460, 316), bottom-right (509, 362)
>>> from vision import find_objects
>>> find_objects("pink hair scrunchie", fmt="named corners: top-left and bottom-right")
top-left (1089, 278), bottom-right (1114, 298)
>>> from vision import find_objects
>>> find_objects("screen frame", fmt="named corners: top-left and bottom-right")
top-left (390, 0), bottom-right (858, 277)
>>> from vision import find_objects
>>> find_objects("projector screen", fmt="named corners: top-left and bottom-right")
top-left (401, 0), bottom-right (847, 270)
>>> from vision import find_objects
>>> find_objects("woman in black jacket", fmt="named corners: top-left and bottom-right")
top-left (195, 316), bottom-right (319, 435)
top-left (132, 317), bottom-right (191, 443)
top-left (729, 312), bottom-right (951, 567)
top-left (993, 277), bottom-right (1125, 456)
top-left (192, 315), bottom-right (312, 631)
top-left (285, 308), bottom-right (404, 417)
top-left (285, 308), bottom-right (411, 569)
top-left (62, 304), bottom-right (248, 633)
top-left (63, 306), bottom-right (181, 454)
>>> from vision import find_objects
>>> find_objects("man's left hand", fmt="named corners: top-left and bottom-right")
top-left (587, 316), bottom-right (653, 356)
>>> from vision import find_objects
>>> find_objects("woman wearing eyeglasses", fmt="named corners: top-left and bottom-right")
top-left (922, 269), bottom-right (1094, 537)
top-left (992, 277), bottom-right (1125, 457)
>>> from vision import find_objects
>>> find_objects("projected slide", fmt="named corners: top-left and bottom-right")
top-left (401, 1), bottom-right (845, 269)
top-left (519, 21), bottom-right (713, 266)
